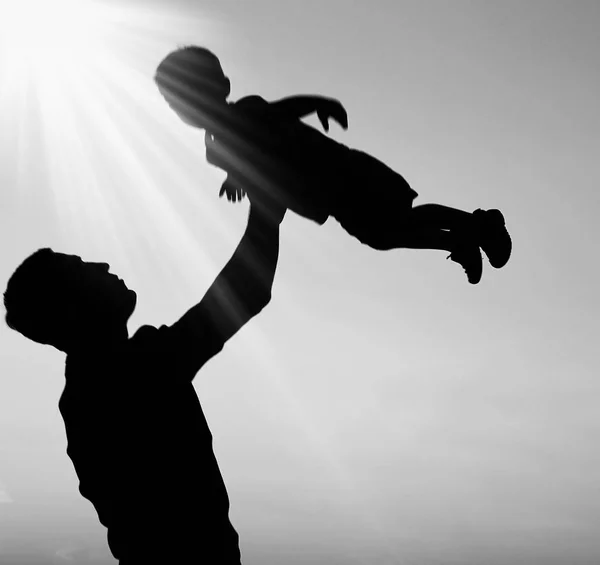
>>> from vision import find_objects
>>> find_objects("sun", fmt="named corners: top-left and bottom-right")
top-left (0, 0), bottom-right (109, 70)
top-left (0, 0), bottom-right (237, 289)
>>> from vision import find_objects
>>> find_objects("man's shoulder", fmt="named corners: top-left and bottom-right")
top-left (130, 324), bottom-right (173, 349)
top-left (125, 325), bottom-right (182, 381)
top-left (131, 324), bottom-right (161, 340)
top-left (131, 322), bottom-right (222, 381)
top-left (64, 326), bottom-right (172, 376)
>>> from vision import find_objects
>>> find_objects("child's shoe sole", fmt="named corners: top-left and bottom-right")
top-left (447, 244), bottom-right (483, 285)
top-left (473, 209), bottom-right (512, 269)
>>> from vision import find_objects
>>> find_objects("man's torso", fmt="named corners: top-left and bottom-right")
top-left (59, 325), bottom-right (240, 563)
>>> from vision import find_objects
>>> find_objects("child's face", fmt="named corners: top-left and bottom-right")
top-left (163, 92), bottom-right (202, 127)
top-left (163, 91), bottom-right (226, 130)
top-left (161, 73), bottom-right (230, 130)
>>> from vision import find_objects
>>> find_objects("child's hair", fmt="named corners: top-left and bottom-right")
top-left (154, 45), bottom-right (231, 102)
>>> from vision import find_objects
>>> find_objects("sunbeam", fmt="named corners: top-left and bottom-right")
top-left (0, 0), bottom-right (114, 70)
top-left (0, 0), bottom-right (234, 282)
top-left (0, 0), bottom-right (352, 505)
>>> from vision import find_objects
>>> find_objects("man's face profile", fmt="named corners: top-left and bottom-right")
top-left (57, 253), bottom-right (137, 326)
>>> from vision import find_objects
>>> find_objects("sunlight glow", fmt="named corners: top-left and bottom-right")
top-left (0, 0), bottom-right (109, 68)
top-left (0, 0), bottom-right (233, 285)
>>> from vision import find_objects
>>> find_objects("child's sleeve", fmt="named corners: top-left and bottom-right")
top-left (233, 95), bottom-right (270, 112)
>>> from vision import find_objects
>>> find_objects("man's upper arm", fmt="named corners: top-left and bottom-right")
top-left (163, 309), bottom-right (226, 381)
top-left (158, 202), bottom-right (281, 381)
top-left (132, 320), bottom-right (225, 383)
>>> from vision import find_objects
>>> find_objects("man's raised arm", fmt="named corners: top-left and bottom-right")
top-left (169, 200), bottom-right (285, 377)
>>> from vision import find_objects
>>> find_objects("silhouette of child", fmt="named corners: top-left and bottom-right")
top-left (155, 46), bottom-right (512, 284)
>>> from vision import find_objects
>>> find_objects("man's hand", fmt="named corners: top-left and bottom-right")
top-left (316, 98), bottom-right (348, 133)
top-left (246, 185), bottom-right (286, 225)
top-left (219, 177), bottom-right (285, 224)
top-left (219, 177), bottom-right (246, 203)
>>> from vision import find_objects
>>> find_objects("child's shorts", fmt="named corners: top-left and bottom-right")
top-left (330, 149), bottom-right (418, 248)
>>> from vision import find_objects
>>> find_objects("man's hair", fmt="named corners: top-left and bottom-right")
top-left (154, 45), bottom-right (230, 102)
top-left (4, 248), bottom-right (75, 349)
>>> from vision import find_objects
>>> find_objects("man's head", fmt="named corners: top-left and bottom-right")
top-left (154, 46), bottom-right (231, 129)
top-left (4, 249), bottom-right (137, 353)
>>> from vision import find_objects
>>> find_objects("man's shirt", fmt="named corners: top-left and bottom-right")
top-left (59, 324), bottom-right (240, 564)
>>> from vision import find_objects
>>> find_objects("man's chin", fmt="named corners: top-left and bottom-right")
top-left (121, 288), bottom-right (137, 322)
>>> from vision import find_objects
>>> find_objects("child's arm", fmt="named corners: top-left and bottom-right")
top-left (219, 176), bottom-right (246, 203)
top-left (270, 95), bottom-right (348, 132)
top-left (205, 131), bottom-right (248, 202)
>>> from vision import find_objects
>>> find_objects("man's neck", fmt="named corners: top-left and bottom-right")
top-left (68, 325), bottom-right (129, 356)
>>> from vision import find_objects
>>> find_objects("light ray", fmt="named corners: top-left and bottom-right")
top-left (0, 0), bottom-right (232, 278)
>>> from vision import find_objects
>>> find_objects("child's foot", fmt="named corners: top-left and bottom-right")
top-left (473, 209), bottom-right (512, 268)
top-left (447, 241), bottom-right (483, 285)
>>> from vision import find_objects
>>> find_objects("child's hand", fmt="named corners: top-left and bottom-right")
top-left (317, 99), bottom-right (348, 132)
top-left (219, 178), bottom-right (247, 203)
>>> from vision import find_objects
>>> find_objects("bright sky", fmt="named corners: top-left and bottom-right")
top-left (1, 1), bottom-right (599, 564)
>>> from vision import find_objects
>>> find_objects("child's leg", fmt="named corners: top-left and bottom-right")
top-left (407, 204), bottom-right (512, 269)
top-left (351, 204), bottom-right (483, 284)
top-left (408, 203), bottom-right (474, 231)
top-left (365, 222), bottom-right (483, 285)
top-left (383, 226), bottom-right (454, 252)
top-left (379, 203), bottom-right (475, 251)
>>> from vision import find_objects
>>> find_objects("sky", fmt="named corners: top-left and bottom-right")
top-left (0, 0), bottom-right (599, 563)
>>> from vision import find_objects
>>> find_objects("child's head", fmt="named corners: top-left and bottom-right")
top-left (155, 46), bottom-right (231, 129)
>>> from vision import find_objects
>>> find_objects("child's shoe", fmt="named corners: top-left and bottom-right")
top-left (473, 209), bottom-right (512, 268)
top-left (447, 242), bottom-right (483, 285)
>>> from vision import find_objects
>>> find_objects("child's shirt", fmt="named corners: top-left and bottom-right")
top-left (205, 95), bottom-right (349, 224)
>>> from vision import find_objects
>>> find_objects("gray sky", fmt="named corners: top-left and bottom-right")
top-left (1, 1), bottom-right (599, 564)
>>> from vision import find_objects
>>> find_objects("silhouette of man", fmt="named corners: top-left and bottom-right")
top-left (3, 199), bottom-right (286, 564)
